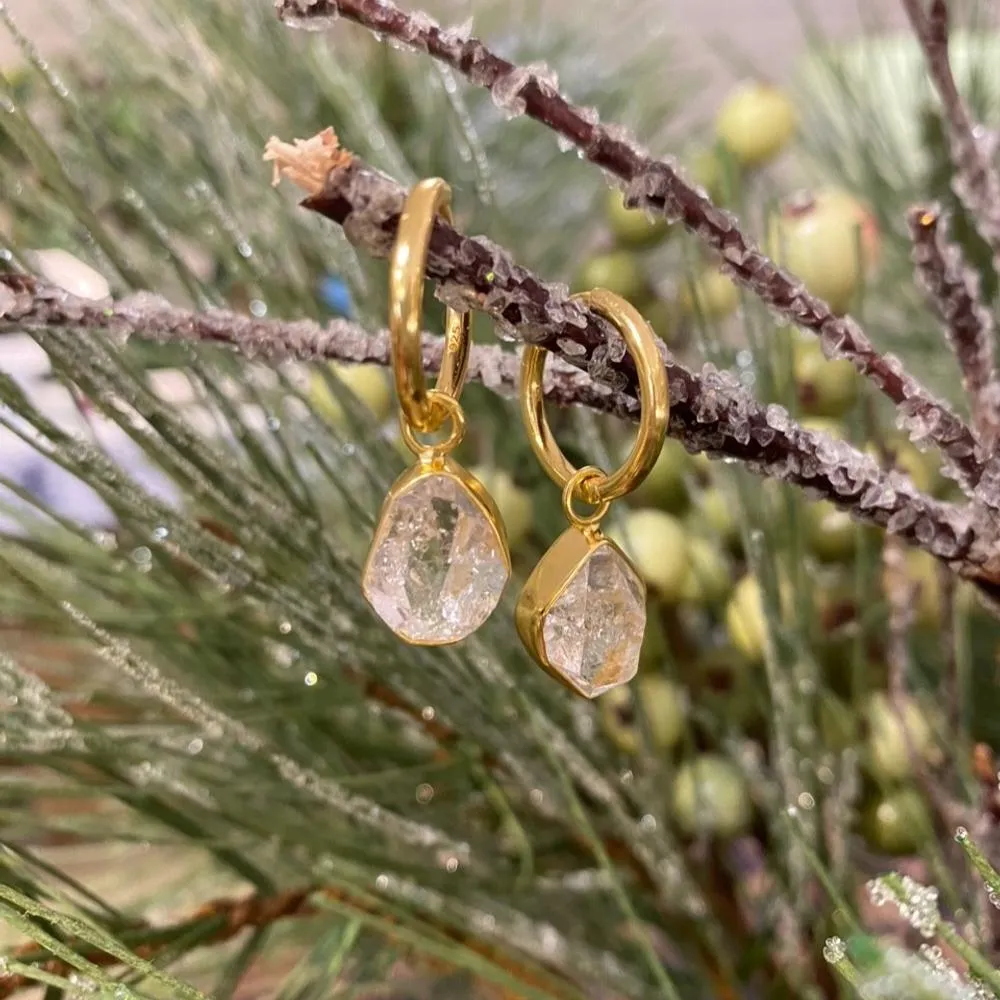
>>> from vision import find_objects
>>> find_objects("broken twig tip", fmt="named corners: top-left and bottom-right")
top-left (263, 127), bottom-right (349, 195)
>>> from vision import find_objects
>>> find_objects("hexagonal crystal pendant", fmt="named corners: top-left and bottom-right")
top-left (363, 463), bottom-right (510, 645)
top-left (516, 528), bottom-right (646, 698)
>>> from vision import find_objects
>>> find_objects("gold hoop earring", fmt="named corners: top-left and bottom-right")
top-left (516, 289), bottom-right (669, 698)
top-left (362, 178), bottom-right (511, 645)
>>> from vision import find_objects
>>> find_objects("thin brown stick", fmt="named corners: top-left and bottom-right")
top-left (274, 0), bottom-right (987, 498)
top-left (908, 205), bottom-right (1000, 445)
top-left (901, 0), bottom-right (1000, 265)
top-left (0, 273), bottom-right (618, 417)
top-left (272, 135), bottom-right (1000, 588)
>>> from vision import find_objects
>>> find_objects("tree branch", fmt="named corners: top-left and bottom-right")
top-left (908, 205), bottom-right (1000, 445)
top-left (900, 0), bottom-right (1000, 266)
top-left (273, 0), bottom-right (987, 499)
top-left (2, 232), bottom-right (993, 586)
top-left (265, 132), bottom-right (1000, 585)
top-left (0, 272), bottom-right (632, 420)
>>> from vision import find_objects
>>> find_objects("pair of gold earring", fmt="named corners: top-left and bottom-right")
top-left (360, 178), bottom-right (669, 699)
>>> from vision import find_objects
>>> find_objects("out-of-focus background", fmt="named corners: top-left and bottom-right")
top-left (2, 0), bottom-right (905, 102)
top-left (7, 2), bottom-right (1000, 998)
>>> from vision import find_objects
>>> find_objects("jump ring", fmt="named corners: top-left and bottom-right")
top-left (520, 288), bottom-right (670, 504)
top-left (400, 390), bottom-right (466, 460)
top-left (389, 178), bottom-right (472, 433)
top-left (561, 467), bottom-right (611, 529)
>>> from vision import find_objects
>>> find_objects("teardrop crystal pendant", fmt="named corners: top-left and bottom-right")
top-left (363, 460), bottom-right (511, 645)
top-left (516, 526), bottom-right (646, 698)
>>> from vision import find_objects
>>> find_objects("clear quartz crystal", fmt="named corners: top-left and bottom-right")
top-left (541, 542), bottom-right (645, 697)
top-left (363, 472), bottom-right (509, 643)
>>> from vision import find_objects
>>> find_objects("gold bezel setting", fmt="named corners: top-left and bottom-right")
top-left (516, 526), bottom-right (646, 698)
top-left (363, 456), bottom-right (512, 646)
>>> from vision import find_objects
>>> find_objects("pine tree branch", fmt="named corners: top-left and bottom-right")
top-left (0, 887), bottom-right (314, 999)
top-left (0, 883), bottom-right (582, 1000)
top-left (264, 134), bottom-right (1000, 587)
top-left (273, 0), bottom-right (987, 499)
top-left (908, 205), bottom-right (1000, 445)
top-left (901, 0), bottom-right (1000, 267)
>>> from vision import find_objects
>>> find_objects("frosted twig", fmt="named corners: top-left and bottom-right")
top-left (901, 0), bottom-right (1000, 266)
top-left (273, 0), bottom-right (986, 497)
top-left (273, 141), bottom-right (1000, 586)
top-left (0, 273), bottom-right (647, 421)
top-left (908, 205), bottom-right (1000, 445)
top-left (1, 256), bottom-right (992, 589)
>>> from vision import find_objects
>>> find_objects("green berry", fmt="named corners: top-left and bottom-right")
top-left (600, 677), bottom-right (687, 754)
top-left (673, 753), bottom-right (753, 838)
top-left (610, 509), bottom-right (688, 602)
top-left (630, 439), bottom-right (692, 512)
top-left (575, 251), bottom-right (647, 302)
top-left (725, 574), bottom-right (796, 662)
top-left (690, 450), bottom-right (714, 479)
top-left (800, 417), bottom-right (848, 440)
top-left (605, 189), bottom-right (670, 249)
top-left (769, 192), bottom-right (870, 316)
top-left (640, 677), bottom-right (688, 749)
top-left (692, 647), bottom-right (760, 727)
top-left (688, 147), bottom-right (729, 203)
top-left (805, 500), bottom-right (857, 563)
top-left (715, 81), bottom-right (796, 168)
top-left (895, 443), bottom-right (943, 497)
top-left (600, 686), bottom-right (642, 754)
top-left (793, 339), bottom-right (859, 418)
top-left (724, 575), bottom-right (768, 662)
top-left (903, 550), bottom-right (943, 628)
top-left (638, 604), bottom-right (669, 671)
top-left (864, 439), bottom-right (943, 497)
top-left (697, 486), bottom-right (740, 550)
top-left (311, 363), bottom-right (393, 428)
top-left (679, 537), bottom-right (732, 606)
top-left (817, 188), bottom-right (881, 272)
top-left (678, 269), bottom-right (739, 321)
top-left (640, 297), bottom-right (680, 345)
top-left (886, 440), bottom-right (943, 497)
top-left (470, 467), bottom-right (534, 550)
top-left (860, 787), bottom-right (930, 855)
top-left (818, 693), bottom-right (857, 752)
top-left (864, 692), bottom-right (938, 781)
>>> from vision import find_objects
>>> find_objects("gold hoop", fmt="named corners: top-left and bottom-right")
top-left (520, 288), bottom-right (669, 505)
top-left (399, 389), bottom-right (466, 460)
top-left (389, 178), bottom-right (472, 433)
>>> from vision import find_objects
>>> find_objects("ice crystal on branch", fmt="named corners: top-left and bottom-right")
top-left (278, 0), bottom-right (991, 501)
top-left (868, 874), bottom-right (940, 938)
top-left (281, 138), bottom-right (995, 579)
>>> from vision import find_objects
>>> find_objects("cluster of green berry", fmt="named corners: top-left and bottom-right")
top-left (575, 81), bottom-right (881, 347)
top-left (596, 423), bottom-right (949, 847)
top-left (302, 330), bottom-right (951, 852)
